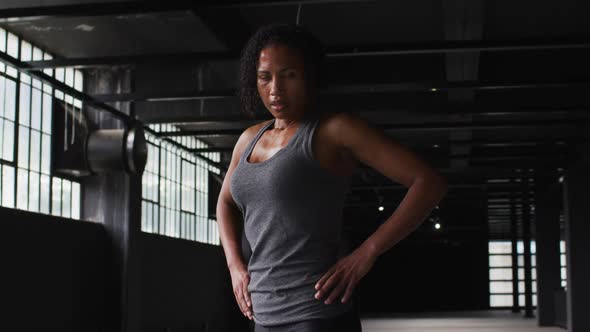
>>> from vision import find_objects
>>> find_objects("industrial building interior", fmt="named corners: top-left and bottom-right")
top-left (0, 1), bottom-right (589, 331)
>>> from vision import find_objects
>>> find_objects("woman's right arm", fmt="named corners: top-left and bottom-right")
top-left (216, 127), bottom-right (255, 320)
top-left (217, 127), bottom-right (253, 270)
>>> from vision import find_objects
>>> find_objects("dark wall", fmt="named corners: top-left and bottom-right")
top-left (357, 241), bottom-right (489, 313)
top-left (0, 201), bottom-right (488, 330)
top-left (140, 233), bottom-right (248, 331)
top-left (0, 207), bottom-right (109, 331)
top-left (0, 206), bottom-right (249, 332)
top-left (345, 199), bottom-right (489, 314)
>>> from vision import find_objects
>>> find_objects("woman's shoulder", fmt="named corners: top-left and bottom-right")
top-left (314, 111), bottom-right (362, 134)
top-left (241, 119), bottom-right (273, 140)
top-left (314, 110), bottom-right (358, 122)
top-left (230, 119), bottom-right (273, 163)
top-left (314, 111), bottom-right (371, 154)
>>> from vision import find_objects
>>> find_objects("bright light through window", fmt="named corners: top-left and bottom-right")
top-left (0, 27), bottom-right (81, 219)
top-left (141, 124), bottom-right (221, 245)
top-left (488, 240), bottom-right (567, 307)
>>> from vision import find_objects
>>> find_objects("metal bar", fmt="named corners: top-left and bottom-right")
top-left (192, 141), bottom-right (572, 155)
top-left (86, 79), bottom-right (590, 102)
top-left (320, 79), bottom-right (590, 94)
top-left (0, 1), bottom-right (196, 19)
top-left (192, 148), bottom-right (232, 153)
top-left (0, 51), bottom-right (132, 124)
top-left (350, 179), bottom-right (554, 191)
top-left (327, 39), bottom-right (590, 57)
top-left (522, 185), bottom-right (534, 317)
top-left (142, 126), bottom-right (226, 172)
top-left (24, 51), bottom-right (238, 70)
top-left (1, 49), bottom-right (220, 170)
top-left (191, 138), bottom-right (580, 153)
top-left (140, 107), bottom-right (590, 125)
top-left (92, 89), bottom-right (236, 103)
top-left (210, 0), bottom-right (376, 8)
top-left (0, 0), bottom-right (373, 19)
top-left (159, 119), bottom-right (590, 137)
top-left (23, 39), bottom-right (590, 69)
top-left (510, 187), bottom-right (521, 312)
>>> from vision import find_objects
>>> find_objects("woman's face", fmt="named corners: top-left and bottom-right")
top-left (256, 43), bottom-right (308, 118)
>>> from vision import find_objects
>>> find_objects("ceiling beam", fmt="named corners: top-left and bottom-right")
top-left (157, 119), bottom-right (590, 137)
top-left (189, 139), bottom-right (576, 153)
top-left (0, 0), bottom-right (371, 19)
top-left (22, 39), bottom-right (590, 69)
top-left (0, 1), bottom-right (197, 19)
top-left (137, 104), bottom-right (590, 124)
top-left (89, 79), bottom-right (590, 103)
top-left (443, 0), bottom-right (484, 169)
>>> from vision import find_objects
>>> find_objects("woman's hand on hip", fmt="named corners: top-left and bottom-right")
top-left (314, 246), bottom-right (377, 305)
top-left (229, 262), bottom-right (253, 320)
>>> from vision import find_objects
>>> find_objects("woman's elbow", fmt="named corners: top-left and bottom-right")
top-left (417, 170), bottom-right (448, 200)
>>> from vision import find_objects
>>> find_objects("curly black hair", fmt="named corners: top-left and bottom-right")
top-left (238, 23), bottom-right (326, 118)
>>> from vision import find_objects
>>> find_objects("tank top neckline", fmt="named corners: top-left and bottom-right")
top-left (244, 116), bottom-right (308, 166)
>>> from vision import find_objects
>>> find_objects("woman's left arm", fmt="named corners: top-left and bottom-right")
top-left (314, 112), bottom-right (449, 305)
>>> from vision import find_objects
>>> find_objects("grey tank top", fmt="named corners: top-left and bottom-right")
top-left (229, 112), bottom-right (355, 326)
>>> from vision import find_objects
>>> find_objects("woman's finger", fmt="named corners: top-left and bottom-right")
top-left (234, 287), bottom-right (248, 316)
top-left (236, 288), bottom-right (248, 317)
top-left (315, 265), bottom-right (337, 291)
top-left (316, 267), bottom-right (341, 300)
top-left (324, 275), bottom-right (348, 304)
top-left (244, 275), bottom-right (252, 307)
top-left (341, 278), bottom-right (356, 303)
top-left (241, 275), bottom-right (252, 318)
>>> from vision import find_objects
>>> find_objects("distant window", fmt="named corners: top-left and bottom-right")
top-left (0, 28), bottom-right (81, 219)
top-left (141, 124), bottom-right (221, 245)
top-left (560, 240), bottom-right (567, 288)
top-left (489, 241), bottom-right (516, 307)
top-left (489, 240), bottom-right (567, 307)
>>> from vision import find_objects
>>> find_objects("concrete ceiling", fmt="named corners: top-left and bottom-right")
top-left (1, 0), bottom-right (587, 240)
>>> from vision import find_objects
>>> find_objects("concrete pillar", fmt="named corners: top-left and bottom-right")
top-left (510, 189), bottom-right (520, 312)
top-left (534, 180), bottom-right (561, 326)
top-left (81, 68), bottom-right (142, 332)
top-left (563, 160), bottom-right (590, 332)
top-left (522, 183), bottom-right (534, 318)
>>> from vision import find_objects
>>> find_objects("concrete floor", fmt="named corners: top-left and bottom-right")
top-left (360, 311), bottom-right (565, 332)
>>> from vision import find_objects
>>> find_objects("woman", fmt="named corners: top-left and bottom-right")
top-left (217, 24), bottom-right (448, 332)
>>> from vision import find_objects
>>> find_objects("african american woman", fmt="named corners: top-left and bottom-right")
top-left (216, 23), bottom-right (448, 332)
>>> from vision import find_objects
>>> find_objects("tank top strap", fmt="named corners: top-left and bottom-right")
top-left (294, 112), bottom-right (321, 162)
top-left (241, 120), bottom-right (275, 164)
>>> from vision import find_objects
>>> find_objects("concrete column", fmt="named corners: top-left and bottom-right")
top-left (510, 188), bottom-right (520, 312)
top-left (81, 68), bottom-right (142, 332)
top-left (534, 180), bottom-right (561, 326)
top-left (522, 183), bottom-right (534, 318)
top-left (563, 160), bottom-right (590, 332)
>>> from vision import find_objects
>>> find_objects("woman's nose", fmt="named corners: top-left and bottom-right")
top-left (270, 77), bottom-right (284, 95)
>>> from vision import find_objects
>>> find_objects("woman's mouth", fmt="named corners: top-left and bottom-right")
top-left (271, 102), bottom-right (288, 110)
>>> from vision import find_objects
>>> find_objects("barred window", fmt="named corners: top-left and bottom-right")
top-left (489, 240), bottom-right (567, 307)
top-left (142, 124), bottom-right (221, 245)
top-left (0, 28), bottom-right (81, 219)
